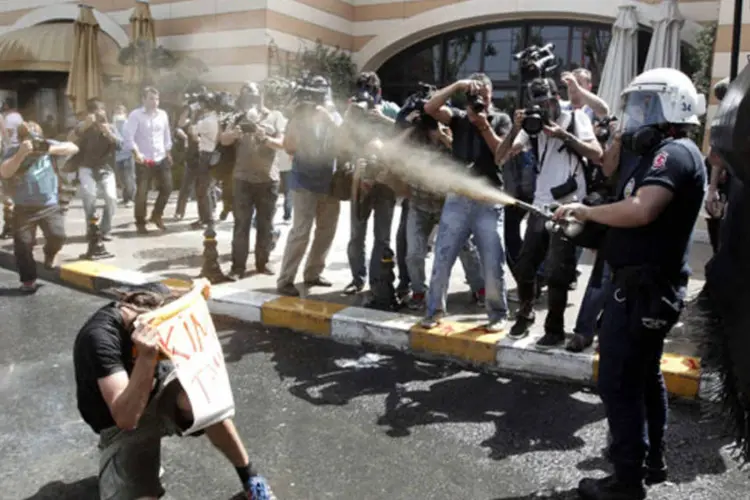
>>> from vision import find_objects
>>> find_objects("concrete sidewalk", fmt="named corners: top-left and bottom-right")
top-left (0, 194), bottom-right (711, 400)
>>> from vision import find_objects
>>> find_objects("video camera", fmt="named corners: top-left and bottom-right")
top-left (513, 45), bottom-right (559, 136)
top-left (291, 73), bottom-right (330, 109)
top-left (183, 87), bottom-right (220, 115)
top-left (514, 43), bottom-right (558, 82)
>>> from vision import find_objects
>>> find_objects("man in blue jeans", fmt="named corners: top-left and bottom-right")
top-left (420, 73), bottom-right (512, 331)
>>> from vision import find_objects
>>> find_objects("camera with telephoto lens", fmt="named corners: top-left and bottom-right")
top-left (521, 104), bottom-right (551, 136)
top-left (467, 93), bottom-right (487, 114)
top-left (594, 115), bottom-right (618, 144)
top-left (514, 44), bottom-right (559, 136)
top-left (28, 134), bottom-right (49, 154)
top-left (396, 82), bottom-right (439, 131)
top-left (514, 43), bottom-right (558, 82)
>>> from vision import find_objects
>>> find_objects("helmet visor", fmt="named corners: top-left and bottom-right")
top-left (618, 90), bottom-right (667, 133)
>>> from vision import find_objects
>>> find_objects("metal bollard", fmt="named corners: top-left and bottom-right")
top-left (199, 223), bottom-right (233, 284)
top-left (80, 215), bottom-right (114, 260)
top-left (365, 246), bottom-right (400, 311)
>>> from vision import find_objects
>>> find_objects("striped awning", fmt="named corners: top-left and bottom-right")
top-left (0, 22), bottom-right (122, 75)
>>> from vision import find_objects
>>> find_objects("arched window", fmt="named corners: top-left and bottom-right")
top-left (378, 20), bottom-right (659, 111)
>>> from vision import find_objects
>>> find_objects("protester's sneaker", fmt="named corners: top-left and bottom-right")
top-left (420, 310), bottom-right (445, 329)
top-left (219, 210), bottom-right (230, 221)
top-left (19, 281), bottom-right (38, 293)
top-left (408, 292), bottom-right (425, 310)
top-left (472, 288), bottom-right (486, 307)
top-left (486, 319), bottom-right (507, 333)
top-left (245, 475), bottom-right (276, 500)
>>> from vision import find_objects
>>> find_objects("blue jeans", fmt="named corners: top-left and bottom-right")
top-left (426, 194), bottom-right (508, 321)
top-left (115, 157), bottom-right (136, 203)
top-left (347, 185), bottom-right (396, 287)
top-left (574, 259), bottom-right (611, 340)
top-left (406, 206), bottom-right (482, 295)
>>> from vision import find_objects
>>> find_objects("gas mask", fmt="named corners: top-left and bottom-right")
top-left (618, 90), bottom-right (667, 155)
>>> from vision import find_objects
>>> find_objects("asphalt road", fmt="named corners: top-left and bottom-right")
top-left (0, 267), bottom-right (747, 500)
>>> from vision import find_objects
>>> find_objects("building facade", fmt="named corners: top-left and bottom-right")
top-left (0, 0), bottom-right (745, 129)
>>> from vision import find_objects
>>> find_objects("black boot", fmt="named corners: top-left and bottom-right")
top-left (644, 454), bottom-right (668, 485)
top-left (578, 475), bottom-right (646, 500)
top-left (537, 287), bottom-right (567, 348)
top-left (509, 282), bottom-right (536, 340)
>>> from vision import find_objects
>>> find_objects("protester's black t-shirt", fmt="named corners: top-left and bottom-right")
top-left (602, 138), bottom-right (706, 281)
top-left (449, 108), bottom-right (512, 188)
top-left (73, 303), bottom-right (134, 433)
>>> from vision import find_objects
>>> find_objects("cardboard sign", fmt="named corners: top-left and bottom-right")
top-left (135, 279), bottom-right (235, 434)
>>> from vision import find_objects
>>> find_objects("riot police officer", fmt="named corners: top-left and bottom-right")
top-left (554, 68), bottom-right (707, 499)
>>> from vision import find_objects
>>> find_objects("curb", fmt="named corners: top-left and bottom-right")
top-left (0, 249), bottom-right (708, 400)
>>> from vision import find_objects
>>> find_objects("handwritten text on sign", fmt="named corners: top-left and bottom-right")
top-left (137, 280), bottom-right (235, 434)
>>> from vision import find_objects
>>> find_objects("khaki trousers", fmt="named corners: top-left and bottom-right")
top-left (277, 189), bottom-right (340, 287)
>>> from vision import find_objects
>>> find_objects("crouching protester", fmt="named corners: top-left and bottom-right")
top-left (73, 283), bottom-right (275, 500)
top-left (0, 122), bottom-right (77, 292)
top-left (555, 68), bottom-right (706, 500)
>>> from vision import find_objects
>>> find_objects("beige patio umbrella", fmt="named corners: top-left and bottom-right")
top-left (123, 0), bottom-right (157, 85)
top-left (643, 0), bottom-right (685, 70)
top-left (65, 5), bottom-right (103, 115)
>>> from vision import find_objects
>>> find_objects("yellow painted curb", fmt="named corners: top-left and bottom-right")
top-left (59, 260), bottom-right (121, 290)
top-left (261, 297), bottom-right (348, 337)
top-left (161, 277), bottom-right (193, 289)
top-left (409, 321), bottom-right (505, 365)
top-left (593, 352), bottom-right (701, 399)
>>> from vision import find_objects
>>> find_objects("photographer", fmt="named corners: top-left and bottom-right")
top-left (341, 71), bottom-right (402, 295)
top-left (420, 73), bottom-right (512, 331)
top-left (495, 77), bottom-right (602, 346)
top-left (185, 94), bottom-right (220, 230)
top-left (276, 75), bottom-right (342, 297)
top-left (398, 107), bottom-right (484, 310)
top-left (221, 83), bottom-right (286, 278)
top-left (174, 89), bottom-right (204, 220)
top-left (69, 99), bottom-right (119, 241)
top-left (0, 121), bottom-right (78, 292)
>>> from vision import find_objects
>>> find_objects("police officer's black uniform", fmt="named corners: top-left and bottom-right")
top-left (579, 136), bottom-right (705, 499)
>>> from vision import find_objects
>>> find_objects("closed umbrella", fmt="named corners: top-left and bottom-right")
top-left (643, 0), bottom-right (684, 70)
top-left (123, 0), bottom-right (157, 85)
top-left (65, 5), bottom-right (102, 116)
top-left (597, 4), bottom-right (639, 111)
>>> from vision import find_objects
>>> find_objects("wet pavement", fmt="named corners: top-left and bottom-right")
top-left (0, 267), bottom-right (747, 500)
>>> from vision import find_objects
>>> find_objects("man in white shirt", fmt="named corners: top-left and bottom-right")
top-left (495, 77), bottom-right (602, 347)
top-left (123, 87), bottom-right (173, 234)
top-left (189, 98), bottom-right (220, 230)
